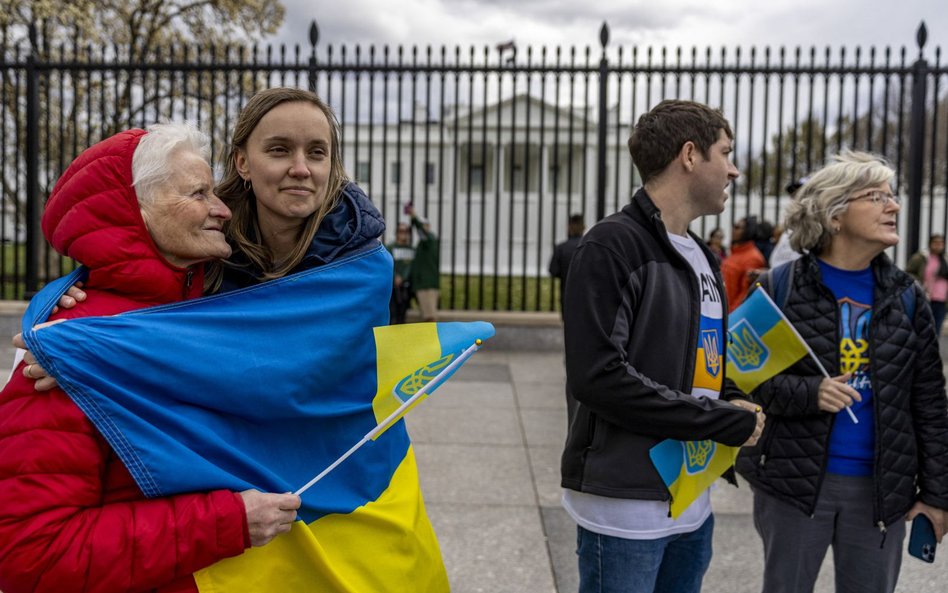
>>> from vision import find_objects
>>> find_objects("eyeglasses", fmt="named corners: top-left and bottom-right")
top-left (847, 190), bottom-right (901, 207)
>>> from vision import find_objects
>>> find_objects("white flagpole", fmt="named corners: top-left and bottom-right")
top-left (294, 339), bottom-right (483, 496)
top-left (756, 288), bottom-right (859, 424)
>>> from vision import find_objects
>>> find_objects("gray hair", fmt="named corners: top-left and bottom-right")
top-left (132, 122), bottom-right (210, 205)
top-left (784, 150), bottom-right (895, 254)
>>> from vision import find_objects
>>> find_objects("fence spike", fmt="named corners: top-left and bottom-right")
top-left (309, 20), bottom-right (319, 47)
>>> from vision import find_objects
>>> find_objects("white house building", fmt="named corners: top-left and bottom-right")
top-left (341, 94), bottom-right (634, 276)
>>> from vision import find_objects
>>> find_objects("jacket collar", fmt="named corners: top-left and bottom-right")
top-left (301, 182), bottom-right (385, 267)
top-left (625, 188), bottom-right (722, 272)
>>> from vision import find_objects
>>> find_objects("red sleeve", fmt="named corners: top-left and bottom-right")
top-left (0, 369), bottom-right (249, 593)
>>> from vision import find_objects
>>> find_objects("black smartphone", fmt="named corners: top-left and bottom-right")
top-left (908, 514), bottom-right (937, 563)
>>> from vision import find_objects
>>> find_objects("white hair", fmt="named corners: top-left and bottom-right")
top-left (784, 150), bottom-right (895, 255)
top-left (131, 122), bottom-right (210, 205)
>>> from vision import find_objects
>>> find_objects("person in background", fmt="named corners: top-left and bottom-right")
top-left (549, 213), bottom-right (585, 318)
top-left (736, 151), bottom-right (948, 593)
top-left (386, 222), bottom-right (414, 324)
top-left (755, 219), bottom-right (775, 262)
top-left (721, 215), bottom-right (767, 311)
top-left (561, 99), bottom-right (763, 593)
top-left (0, 124), bottom-right (299, 593)
top-left (406, 204), bottom-right (440, 322)
top-left (769, 178), bottom-right (807, 268)
top-left (705, 227), bottom-right (728, 262)
top-left (905, 233), bottom-right (948, 336)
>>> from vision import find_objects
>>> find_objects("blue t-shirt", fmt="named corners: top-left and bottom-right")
top-left (818, 259), bottom-right (875, 477)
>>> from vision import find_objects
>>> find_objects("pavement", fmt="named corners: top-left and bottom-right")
top-left (0, 305), bottom-right (945, 593)
top-left (408, 323), bottom-right (948, 593)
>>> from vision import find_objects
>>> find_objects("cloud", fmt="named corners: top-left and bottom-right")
top-left (275, 0), bottom-right (945, 56)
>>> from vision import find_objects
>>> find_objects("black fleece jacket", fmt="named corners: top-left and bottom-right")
top-left (561, 188), bottom-right (757, 501)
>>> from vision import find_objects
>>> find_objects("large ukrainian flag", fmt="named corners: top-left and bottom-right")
top-left (22, 245), bottom-right (494, 592)
top-left (725, 287), bottom-right (809, 394)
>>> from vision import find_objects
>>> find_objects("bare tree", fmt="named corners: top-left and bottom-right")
top-left (0, 0), bottom-right (285, 290)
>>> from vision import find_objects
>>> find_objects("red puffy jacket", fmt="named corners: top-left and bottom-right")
top-left (0, 130), bottom-right (248, 593)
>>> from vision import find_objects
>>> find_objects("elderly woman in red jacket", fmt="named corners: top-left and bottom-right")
top-left (0, 124), bottom-right (300, 593)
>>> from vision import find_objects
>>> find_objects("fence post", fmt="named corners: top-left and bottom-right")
top-left (24, 23), bottom-right (40, 299)
top-left (308, 20), bottom-right (319, 93)
top-left (596, 22), bottom-right (610, 221)
top-left (906, 21), bottom-right (928, 257)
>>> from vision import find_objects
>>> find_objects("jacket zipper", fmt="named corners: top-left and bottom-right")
top-left (869, 291), bottom-right (900, 544)
top-left (182, 268), bottom-right (194, 299)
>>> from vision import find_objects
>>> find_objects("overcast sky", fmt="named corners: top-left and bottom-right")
top-left (273, 0), bottom-right (944, 59)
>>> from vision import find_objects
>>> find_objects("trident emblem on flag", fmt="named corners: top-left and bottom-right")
top-left (683, 440), bottom-right (715, 474)
top-left (394, 353), bottom-right (456, 401)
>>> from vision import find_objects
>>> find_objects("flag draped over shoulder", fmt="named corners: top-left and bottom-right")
top-left (22, 245), bottom-right (494, 593)
top-left (725, 287), bottom-right (809, 394)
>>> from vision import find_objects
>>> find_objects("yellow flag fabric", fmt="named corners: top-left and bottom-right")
top-left (194, 447), bottom-right (447, 592)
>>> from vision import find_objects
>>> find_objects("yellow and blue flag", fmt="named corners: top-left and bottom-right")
top-left (22, 245), bottom-right (494, 593)
top-left (649, 439), bottom-right (739, 519)
top-left (725, 287), bottom-right (810, 393)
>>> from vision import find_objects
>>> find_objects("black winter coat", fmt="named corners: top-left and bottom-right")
top-left (736, 253), bottom-right (948, 528)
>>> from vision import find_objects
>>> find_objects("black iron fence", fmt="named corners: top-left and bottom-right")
top-left (2, 20), bottom-right (947, 310)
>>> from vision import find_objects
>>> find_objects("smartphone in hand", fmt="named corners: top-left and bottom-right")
top-left (908, 514), bottom-right (937, 563)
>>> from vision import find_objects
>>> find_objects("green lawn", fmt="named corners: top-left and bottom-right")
top-left (439, 274), bottom-right (559, 312)
top-left (0, 244), bottom-right (79, 300)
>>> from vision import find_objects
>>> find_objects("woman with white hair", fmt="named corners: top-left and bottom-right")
top-left (0, 123), bottom-right (300, 593)
top-left (736, 151), bottom-right (948, 593)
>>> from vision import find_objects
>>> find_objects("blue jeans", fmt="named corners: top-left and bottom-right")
top-left (576, 515), bottom-right (714, 593)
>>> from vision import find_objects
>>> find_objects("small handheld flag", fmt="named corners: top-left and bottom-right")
top-left (650, 438), bottom-right (739, 519)
top-left (726, 286), bottom-right (857, 424)
top-left (725, 288), bottom-right (810, 393)
top-left (295, 330), bottom-right (490, 496)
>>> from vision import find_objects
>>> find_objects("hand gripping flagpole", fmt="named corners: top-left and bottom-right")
top-left (294, 339), bottom-right (484, 496)
top-left (756, 287), bottom-right (859, 424)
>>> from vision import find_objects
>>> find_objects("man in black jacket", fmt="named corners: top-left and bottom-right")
top-left (561, 100), bottom-right (764, 593)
